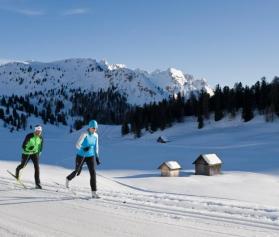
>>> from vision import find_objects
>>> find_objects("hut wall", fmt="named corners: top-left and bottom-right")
top-left (169, 170), bottom-right (180, 177)
top-left (161, 166), bottom-right (170, 176)
top-left (195, 164), bottom-right (210, 175)
top-left (160, 165), bottom-right (180, 177)
top-left (209, 165), bottom-right (221, 176)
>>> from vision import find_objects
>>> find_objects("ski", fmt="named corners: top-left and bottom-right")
top-left (53, 181), bottom-right (101, 199)
top-left (53, 181), bottom-right (78, 197)
top-left (6, 170), bottom-right (27, 189)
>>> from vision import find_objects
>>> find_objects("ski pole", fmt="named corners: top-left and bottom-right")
top-left (23, 154), bottom-right (31, 168)
top-left (75, 155), bottom-right (86, 177)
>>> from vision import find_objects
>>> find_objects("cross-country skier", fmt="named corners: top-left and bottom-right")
top-left (66, 120), bottom-right (101, 198)
top-left (15, 125), bottom-right (44, 189)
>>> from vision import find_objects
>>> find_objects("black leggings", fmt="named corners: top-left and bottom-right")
top-left (67, 155), bottom-right (96, 191)
top-left (16, 154), bottom-right (40, 185)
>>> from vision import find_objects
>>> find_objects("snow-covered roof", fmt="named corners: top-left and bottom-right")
top-left (158, 161), bottom-right (181, 170)
top-left (158, 135), bottom-right (169, 142)
top-left (195, 154), bottom-right (222, 165)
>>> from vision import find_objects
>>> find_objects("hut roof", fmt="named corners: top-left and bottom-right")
top-left (158, 161), bottom-right (181, 170)
top-left (157, 135), bottom-right (169, 142)
top-left (193, 154), bottom-right (222, 165)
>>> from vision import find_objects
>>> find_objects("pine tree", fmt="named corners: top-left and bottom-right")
top-left (253, 81), bottom-right (262, 113)
top-left (5, 106), bottom-right (10, 115)
top-left (197, 114), bottom-right (204, 129)
top-left (185, 94), bottom-right (197, 116)
top-left (228, 89), bottom-right (236, 118)
top-left (260, 78), bottom-right (269, 112)
top-left (197, 93), bottom-right (204, 129)
top-left (214, 85), bottom-right (224, 121)
top-left (270, 77), bottom-right (279, 116)
top-left (234, 82), bottom-right (244, 111)
top-left (74, 119), bottom-right (83, 130)
top-left (201, 90), bottom-right (210, 119)
top-left (0, 108), bottom-right (4, 119)
top-left (41, 110), bottom-right (47, 124)
top-left (1, 97), bottom-right (6, 106)
top-left (242, 86), bottom-right (254, 122)
top-left (150, 103), bottom-right (159, 132)
top-left (121, 122), bottom-right (130, 136)
top-left (20, 114), bottom-right (27, 130)
top-left (34, 106), bottom-right (38, 117)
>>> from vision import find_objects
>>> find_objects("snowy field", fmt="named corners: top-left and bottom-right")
top-left (1, 115), bottom-right (279, 236)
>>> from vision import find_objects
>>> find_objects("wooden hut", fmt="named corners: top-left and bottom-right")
top-left (158, 161), bottom-right (181, 177)
top-left (193, 154), bottom-right (222, 176)
top-left (157, 135), bottom-right (169, 143)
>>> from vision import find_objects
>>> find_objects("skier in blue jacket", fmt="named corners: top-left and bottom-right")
top-left (66, 120), bottom-right (101, 198)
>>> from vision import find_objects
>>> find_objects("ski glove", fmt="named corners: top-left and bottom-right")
top-left (28, 146), bottom-right (35, 151)
top-left (96, 157), bottom-right (101, 165)
top-left (83, 146), bottom-right (90, 152)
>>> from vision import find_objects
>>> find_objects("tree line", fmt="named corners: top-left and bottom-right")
top-left (122, 77), bottom-right (279, 137)
top-left (69, 87), bottom-right (132, 130)
top-left (0, 87), bottom-right (132, 132)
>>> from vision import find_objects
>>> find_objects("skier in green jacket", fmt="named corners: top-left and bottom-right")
top-left (15, 125), bottom-right (44, 189)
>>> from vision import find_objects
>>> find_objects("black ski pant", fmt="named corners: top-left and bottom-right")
top-left (16, 154), bottom-right (40, 185)
top-left (67, 155), bottom-right (97, 191)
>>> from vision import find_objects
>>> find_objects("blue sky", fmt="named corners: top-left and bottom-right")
top-left (0, 0), bottom-right (278, 87)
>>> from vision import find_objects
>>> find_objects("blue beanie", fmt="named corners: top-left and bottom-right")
top-left (88, 120), bottom-right (98, 129)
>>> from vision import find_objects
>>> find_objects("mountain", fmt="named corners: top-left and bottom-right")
top-left (0, 58), bottom-right (213, 105)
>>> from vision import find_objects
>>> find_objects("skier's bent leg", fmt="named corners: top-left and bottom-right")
top-left (15, 154), bottom-right (29, 178)
top-left (67, 170), bottom-right (77, 181)
top-left (67, 155), bottom-right (83, 181)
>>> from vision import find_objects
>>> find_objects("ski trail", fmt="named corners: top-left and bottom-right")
top-left (1, 174), bottom-right (279, 237)
top-left (2, 172), bottom-right (279, 229)
top-left (59, 174), bottom-right (279, 229)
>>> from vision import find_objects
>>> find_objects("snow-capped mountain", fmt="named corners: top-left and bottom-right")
top-left (0, 58), bottom-right (213, 105)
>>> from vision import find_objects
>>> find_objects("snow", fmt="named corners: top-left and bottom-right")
top-left (1, 115), bottom-right (279, 236)
top-left (0, 59), bottom-right (30, 66)
top-left (200, 153), bottom-right (222, 165)
top-left (1, 162), bottom-right (279, 237)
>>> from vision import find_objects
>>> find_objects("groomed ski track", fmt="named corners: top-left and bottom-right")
top-left (0, 171), bottom-right (278, 237)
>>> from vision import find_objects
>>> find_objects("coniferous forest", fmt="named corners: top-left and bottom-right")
top-left (0, 87), bottom-right (132, 132)
top-left (122, 77), bottom-right (279, 137)
top-left (0, 77), bottom-right (279, 136)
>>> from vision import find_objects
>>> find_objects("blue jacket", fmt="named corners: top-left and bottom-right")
top-left (76, 131), bottom-right (99, 158)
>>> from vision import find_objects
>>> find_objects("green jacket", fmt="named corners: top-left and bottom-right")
top-left (22, 133), bottom-right (43, 155)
